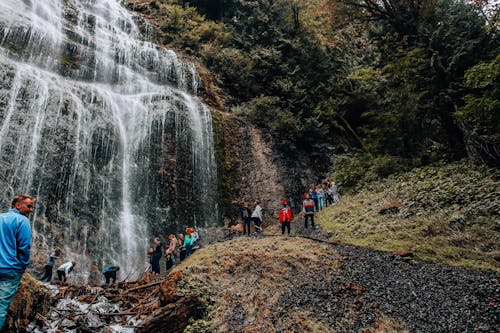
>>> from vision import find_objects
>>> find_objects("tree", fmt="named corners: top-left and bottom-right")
top-left (455, 55), bottom-right (500, 165)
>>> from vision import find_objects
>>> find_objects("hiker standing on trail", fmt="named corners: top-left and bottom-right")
top-left (317, 185), bottom-right (325, 211)
top-left (251, 200), bottom-right (263, 233)
top-left (302, 194), bottom-right (316, 229)
top-left (57, 261), bottom-right (76, 282)
top-left (102, 265), bottom-right (120, 284)
top-left (191, 227), bottom-right (200, 250)
top-left (310, 188), bottom-right (318, 211)
top-left (279, 198), bottom-right (293, 235)
top-left (331, 182), bottom-right (339, 204)
top-left (40, 248), bottom-right (61, 282)
top-left (150, 237), bottom-right (163, 278)
top-left (0, 195), bottom-right (35, 330)
top-left (184, 228), bottom-right (194, 257)
top-left (165, 234), bottom-right (177, 270)
top-left (241, 202), bottom-right (252, 236)
top-left (178, 233), bottom-right (187, 261)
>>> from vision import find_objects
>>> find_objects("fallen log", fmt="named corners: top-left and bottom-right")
top-left (137, 296), bottom-right (205, 333)
top-left (125, 280), bottom-right (162, 292)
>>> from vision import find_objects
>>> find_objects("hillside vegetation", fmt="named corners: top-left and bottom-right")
top-left (128, 0), bottom-right (499, 171)
top-left (320, 161), bottom-right (500, 272)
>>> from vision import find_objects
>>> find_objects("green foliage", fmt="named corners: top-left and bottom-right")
top-left (154, 2), bottom-right (229, 53)
top-left (330, 153), bottom-right (413, 192)
top-left (455, 55), bottom-right (500, 165)
top-left (137, 0), bottom-right (499, 170)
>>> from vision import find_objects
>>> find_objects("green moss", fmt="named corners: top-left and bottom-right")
top-left (319, 161), bottom-right (500, 272)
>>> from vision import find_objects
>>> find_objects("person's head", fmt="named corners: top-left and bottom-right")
top-left (168, 234), bottom-right (176, 240)
top-left (306, 194), bottom-right (310, 199)
top-left (282, 198), bottom-right (287, 206)
top-left (153, 237), bottom-right (160, 244)
top-left (55, 248), bottom-right (62, 256)
top-left (147, 247), bottom-right (154, 257)
top-left (254, 200), bottom-right (260, 205)
top-left (185, 227), bottom-right (192, 235)
top-left (243, 202), bottom-right (249, 208)
top-left (178, 233), bottom-right (184, 239)
top-left (12, 195), bottom-right (35, 217)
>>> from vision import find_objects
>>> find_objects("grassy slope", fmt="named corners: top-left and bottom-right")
top-left (317, 161), bottom-right (500, 272)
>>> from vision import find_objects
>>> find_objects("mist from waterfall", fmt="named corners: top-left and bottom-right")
top-left (0, 0), bottom-right (218, 282)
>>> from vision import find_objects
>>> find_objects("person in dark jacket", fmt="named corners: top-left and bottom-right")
top-left (241, 202), bottom-right (252, 236)
top-left (102, 265), bottom-right (120, 284)
top-left (302, 194), bottom-right (316, 229)
top-left (150, 237), bottom-right (163, 278)
top-left (40, 248), bottom-right (61, 282)
top-left (0, 195), bottom-right (35, 330)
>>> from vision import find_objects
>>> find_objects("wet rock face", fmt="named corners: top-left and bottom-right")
top-left (212, 113), bottom-right (320, 226)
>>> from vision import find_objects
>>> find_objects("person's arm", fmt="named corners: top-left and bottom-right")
top-left (16, 218), bottom-right (31, 269)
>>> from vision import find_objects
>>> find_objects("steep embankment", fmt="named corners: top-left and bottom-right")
top-left (319, 161), bottom-right (500, 272)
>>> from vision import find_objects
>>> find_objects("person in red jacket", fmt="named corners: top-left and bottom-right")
top-left (279, 198), bottom-right (293, 235)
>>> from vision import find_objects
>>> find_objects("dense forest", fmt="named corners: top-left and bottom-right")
top-left (133, 0), bottom-right (499, 180)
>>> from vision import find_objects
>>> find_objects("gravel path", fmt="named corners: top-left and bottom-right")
top-left (266, 224), bottom-right (499, 332)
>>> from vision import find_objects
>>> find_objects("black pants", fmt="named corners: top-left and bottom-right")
top-left (151, 256), bottom-right (161, 274)
top-left (304, 214), bottom-right (315, 228)
top-left (179, 247), bottom-right (187, 261)
top-left (40, 265), bottom-right (53, 282)
top-left (104, 271), bottom-right (117, 284)
top-left (252, 217), bottom-right (262, 232)
top-left (243, 218), bottom-right (251, 235)
top-left (57, 270), bottom-right (66, 282)
top-left (166, 254), bottom-right (174, 270)
top-left (281, 221), bottom-right (291, 235)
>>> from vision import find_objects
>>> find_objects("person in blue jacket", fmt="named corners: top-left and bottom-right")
top-left (0, 195), bottom-right (35, 330)
top-left (102, 265), bottom-right (120, 284)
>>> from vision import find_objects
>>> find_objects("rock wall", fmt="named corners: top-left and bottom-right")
top-left (212, 111), bottom-right (320, 227)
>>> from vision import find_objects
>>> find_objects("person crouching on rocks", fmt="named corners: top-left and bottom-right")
top-left (102, 265), bottom-right (120, 284)
top-left (57, 261), bottom-right (76, 282)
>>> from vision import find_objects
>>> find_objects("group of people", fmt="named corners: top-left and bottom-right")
top-left (0, 184), bottom-right (339, 330)
top-left (301, 180), bottom-right (340, 213)
top-left (240, 200), bottom-right (263, 236)
top-left (38, 248), bottom-right (78, 283)
top-left (146, 227), bottom-right (200, 279)
top-left (239, 179), bottom-right (340, 237)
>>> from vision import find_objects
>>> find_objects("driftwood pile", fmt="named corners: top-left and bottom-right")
top-left (36, 271), bottom-right (205, 332)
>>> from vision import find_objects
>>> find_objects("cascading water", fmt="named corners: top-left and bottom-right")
top-left (0, 0), bottom-right (218, 282)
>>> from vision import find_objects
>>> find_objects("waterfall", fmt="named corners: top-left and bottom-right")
top-left (0, 0), bottom-right (218, 282)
